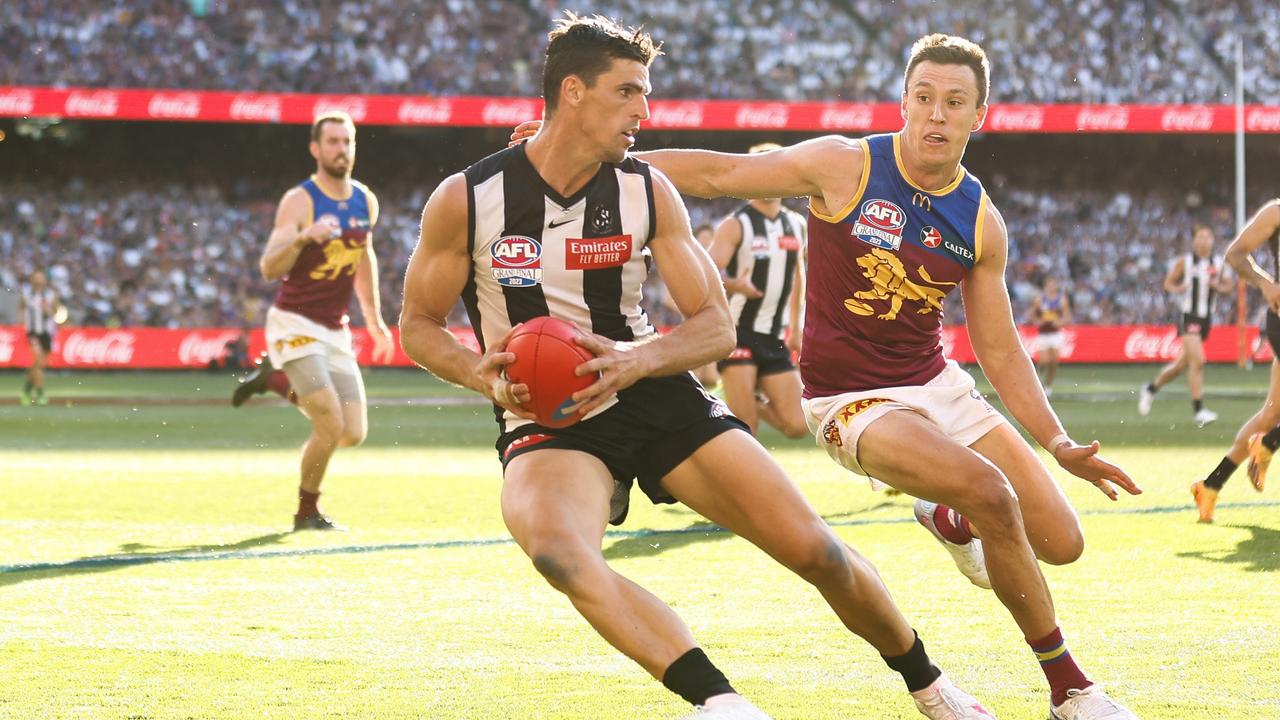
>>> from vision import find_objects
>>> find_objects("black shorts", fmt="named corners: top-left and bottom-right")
top-left (1179, 313), bottom-right (1211, 341)
top-left (1266, 312), bottom-right (1280, 358)
top-left (716, 329), bottom-right (796, 376)
top-left (26, 331), bottom-right (52, 354)
top-left (496, 373), bottom-right (748, 525)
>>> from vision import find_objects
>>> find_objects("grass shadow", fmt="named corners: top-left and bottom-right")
top-left (1177, 524), bottom-right (1280, 573)
top-left (603, 520), bottom-right (731, 560)
top-left (0, 531), bottom-right (291, 587)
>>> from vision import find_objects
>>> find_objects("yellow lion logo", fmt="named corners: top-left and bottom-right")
top-left (309, 238), bottom-right (366, 281)
top-left (844, 248), bottom-right (957, 321)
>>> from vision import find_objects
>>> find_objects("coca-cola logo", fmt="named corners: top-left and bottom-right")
top-left (988, 105), bottom-right (1045, 131)
top-left (0, 89), bottom-right (36, 116)
top-left (819, 104), bottom-right (874, 130)
top-left (1123, 328), bottom-right (1182, 360)
top-left (62, 331), bottom-right (136, 365)
top-left (229, 94), bottom-right (283, 122)
top-left (647, 102), bottom-right (705, 128)
top-left (397, 98), bottom-right (453, 124)
top-left (178, 331), bottom-right (240, 365)
top-left (313, 96), bottom-right (368, 122)
top-left (1160, 107), bottom-right (1214, 132)
top-left (0, 329), bottom-right (16, 363)
top-left (147, 92), bottom-right (201, 120)
top-left (734, 103), bottom-right (790, 129)
top-left (1246, 108), bottom-right (1280, 133)
top-left (1075, 107), bottom-right (1129, 132)
top-left (64, 90), bottom-right (120, 118)
top-left (481, 99), bottom-right (539, 126)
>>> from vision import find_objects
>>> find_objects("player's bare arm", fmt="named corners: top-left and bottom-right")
top-left (786, 247), bottom-right (805, 354)
top-left (1162, 256), bottom-right (1187, 294)
top-left (964, 201), bottom-right (1140, 500)
top-left (1225, 200), bottom-right (1280, 311)
top-left (709, 215), bottom-right (761, 299)
top-left (399, 175), bottom-right (533, 418)
top-left (569, 169), bottom-right (735, 414)
top-left (353, 189), bottom-right (394, 363)
top-left (1059, 293), bottom-right (1072, 325)
top-left (260, 188), bottom-right (332, 281)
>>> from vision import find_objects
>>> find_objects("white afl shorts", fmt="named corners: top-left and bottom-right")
top-left (1034, 331), bottom-right (1064, 353)
top-left (264, 305), bottom-right (358, 375)
top-left (801, 360), bottom-right (1008, 483)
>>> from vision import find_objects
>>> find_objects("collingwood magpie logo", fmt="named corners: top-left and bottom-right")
top-left (590, 205), bottom-right (612, 233)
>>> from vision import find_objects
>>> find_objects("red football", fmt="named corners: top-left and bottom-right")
top-left (504, 316), bottom-right (598, 428)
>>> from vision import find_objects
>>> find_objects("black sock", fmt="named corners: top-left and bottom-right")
top-left (1204, 457), bottom-right (1238, 490)
top-left (882, 631), bottom-right (942, 693)
top-left (662, 648), bottom-right (735, 706)
top-left (23, 380), bottom-right (32, 393)
top-left (1262, 426), bottom-right (1280, 452)
top-left (1193, 399), bottom-right (1204, 413)
top-left (1146, 381), bottom-right (1158, 395)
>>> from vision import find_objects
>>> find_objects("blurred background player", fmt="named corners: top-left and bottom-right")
top-left (1027, 277), bottom-right (1071, 397)
top-left (710, 143), bottom-right (807, 437)
top-left (1137, 225), bottom-right (1232, 427)
top-left (231, 111), bottom-right (395, 530)
top-left (1191, 201), bottom-right (1280, 522)
top-left (18, 270), bottom-right (62, 406)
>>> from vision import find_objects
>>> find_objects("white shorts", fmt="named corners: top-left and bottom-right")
top-left (265, 306), bottom-right (358, 375)
top-left (801, 360), bottom-right (1008, 482)
top-left (1035, 331), bottom-right (1064, 353)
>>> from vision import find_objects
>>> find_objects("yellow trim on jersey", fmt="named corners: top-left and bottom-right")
top-left (892, 133), bottom-right (965, 197)
top-left (309, 174), bottom-right (355, 201)
top-left (974, 191), bottom-right (988, 264)
top-left (809, 138), bottom-right (870, 224)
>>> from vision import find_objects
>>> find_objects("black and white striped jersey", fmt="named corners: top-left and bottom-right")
top-left (22, 286), bottom-right (57, 335)
top-left (461, 144), bottom-right (658, 425)
top-left (723, 203), bottom-right (806, 338)
top-left (1180, 252), bottom-right (1224, 317)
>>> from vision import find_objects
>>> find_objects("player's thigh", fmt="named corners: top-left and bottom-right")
top-left (501, 448), bottom-right (614, 559)
top-left (660, 430), bottom-right (838, 571)
top-left (1182, 333), bottom-right (1206, 365)
top-left (27, 337), bottom-right (45, 365)
top-left (719, 363), bottom-right (759, 420)
top-left (968, 423), bottom-right (1082, 563)
top-left (330, 354), bottom-right (367, 441)
top-left (758, 368), bottom-right (806, 430)
top-left (286, 356), bottom-right (342, 427)
top-left (857, 409), bottom-right (1010, 512)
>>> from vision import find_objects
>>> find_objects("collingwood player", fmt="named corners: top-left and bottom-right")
top-left (711, 143), bottom-right (808, 438)
top-left (401, 13), bottom-right (989, 720)
top-left (1138, 225), bottom-right (1232, 427)
top-left (19, 270), bottom-right (62, 406)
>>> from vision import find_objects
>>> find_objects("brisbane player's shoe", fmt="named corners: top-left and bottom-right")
top-left (678, 696), bottom-right (772, 719)
top-left (910, 673), bottom-right (996, 719)
top-left (1190, 480), bottom-right (1218, 523)
top-left (914, 499), bottom-right (991, 589)
top-left (1192, 408), bottom-right (1218, 428)
top-left (1246, 432), bottom-right (1271, 492)
top-left (294, 510), bottom-right (345, 532)
top-left (1050, 685), bottom-right (1138, 720)
top-left (231, 352), bottom-right (272, 408)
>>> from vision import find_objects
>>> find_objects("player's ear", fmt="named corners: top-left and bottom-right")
top-left (899, 92), bottom-right (908, 121)
top-left (561, 74), bottom-right (586, 108)
top-left (309, 141), bottom-right (320, 162)
top-left (971, 103), bottom-right (988, 133)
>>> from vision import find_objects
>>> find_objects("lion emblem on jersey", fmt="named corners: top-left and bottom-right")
top-left (310, 238), bottom-right (367, 281)
top-left (844, 247), bottom-right (958, 321)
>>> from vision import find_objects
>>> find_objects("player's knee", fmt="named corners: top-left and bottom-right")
top-left (784, 528), bottom-right (853, 586)
top-left (962, 472), bottom-right (1022, 535)
top-left (1039, 529), bottom-right (1085, 566)
top-left (311, 411), bottom-right (344, 444)
top-left (780, 421), bottom-right (808, 440)
top-left (528, 546), bottom-right (602, 597)
top-left (338, 423), bottom-right (366, 448)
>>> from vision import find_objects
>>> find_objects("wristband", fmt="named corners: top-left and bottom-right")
top-left (1046, 433), bottom-right (1071, 453)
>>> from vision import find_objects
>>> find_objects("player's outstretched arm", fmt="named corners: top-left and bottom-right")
top-left (399, 175), bottom-right (533, 419)
top-left (963, 202), bottom-right (1140, 500)
top-left (260, 188), bottom-right (325, 281)
top-left (1225, 200), bottom-right (1280, 311)
top-left (567, 170), bottom-right (735, 415)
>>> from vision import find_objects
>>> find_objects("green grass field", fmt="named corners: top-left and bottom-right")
top-left (1, 365), bottom-right (1277, 719)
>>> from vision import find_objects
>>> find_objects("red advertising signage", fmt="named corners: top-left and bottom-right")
top-left (3, 86), bottom-right (1280, 133)
top-left (0, 325), bottom-right (1265, 370)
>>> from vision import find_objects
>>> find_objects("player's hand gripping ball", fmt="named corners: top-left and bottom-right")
top-left (503, 317), bottom-right (598, 428)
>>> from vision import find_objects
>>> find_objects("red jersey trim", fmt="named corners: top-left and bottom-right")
top-left (809, 138), bottom-right (870, 224)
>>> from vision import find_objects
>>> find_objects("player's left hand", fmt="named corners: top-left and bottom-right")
top-left (786, 328), bottom-right (802, 354)
top-left (1053, 439), bottom-right (1142, 501)
top-left (370, 324), bottom-right (395, 364)
top-left (566, 328), bottom-right (651, 416)
top-left (508, 120), bottom-right (542, 147)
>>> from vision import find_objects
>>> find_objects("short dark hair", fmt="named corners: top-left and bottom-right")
top-left (904, 34), bottom-right (990, 107)
top-left (542, 12), bottom-right (662, 115)
top-left (311, 111), bottom-right (355, 142)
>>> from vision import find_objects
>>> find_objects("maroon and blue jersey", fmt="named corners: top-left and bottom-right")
top-left (274, 177), bottom-right (374, 329)
top-left (801, 133), bottom-right (987, 397)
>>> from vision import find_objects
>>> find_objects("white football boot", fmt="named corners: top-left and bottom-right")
top-left (1050, 685), bottom-right (1138, 720)
top-left (914, 499), bottom-right (992, 589)
top-left (1136, 385), bottom-right (1154, 416)
top-left (910, 673), bottom-right (997, 719)
top-left (1193, 408), bottom-right (1218, 428)
top-left (678, 696), bottom-right (772, 719)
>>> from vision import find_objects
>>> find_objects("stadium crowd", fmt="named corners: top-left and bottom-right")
top-left (0, 178), bottom-right (1243, 332)
top-left (5, 0), bottom-right (1279, 103)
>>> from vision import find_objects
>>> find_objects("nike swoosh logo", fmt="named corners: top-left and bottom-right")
top-left (548, 218), bottom-right (575, 229)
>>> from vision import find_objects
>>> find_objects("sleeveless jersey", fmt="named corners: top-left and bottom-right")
top-left (273, 177), bottom-right (374, 329)
top-left (1037, 292), bottom-right (1065, 333)
top-left (802, 132), bottom-right (986, 397)
top-left (1180, 252), bottom-right (1223, 318)
top-left (23, 287), bottom-right (57, 335)
top-left (462, 144), bottom-right (657, 425)
top-left (725, 203), bottom-right (806, 338)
